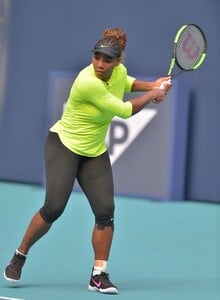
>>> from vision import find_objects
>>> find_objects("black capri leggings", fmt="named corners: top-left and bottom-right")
top-left (40, 132), bottom-right (115, 224)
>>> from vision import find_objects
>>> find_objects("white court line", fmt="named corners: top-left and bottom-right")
top-left (0, 297), bottom-right (24, 300)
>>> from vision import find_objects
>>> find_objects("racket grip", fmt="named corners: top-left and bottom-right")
top-left (159, 79), bottom-right (172, 89)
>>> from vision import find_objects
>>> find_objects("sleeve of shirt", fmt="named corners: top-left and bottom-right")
top-left (125, 75), bottom-right (136, 92)
top-left (77, 77), bottom-right (133, 119)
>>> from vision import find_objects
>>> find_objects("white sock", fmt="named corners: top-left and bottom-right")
top-left (16, 249), bottom-right (27, 257)
top-left (93, 260), bottom-right (108, 275)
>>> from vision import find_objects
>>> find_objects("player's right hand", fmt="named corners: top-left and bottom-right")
top-left (151, 88), bottom-right (166, 104)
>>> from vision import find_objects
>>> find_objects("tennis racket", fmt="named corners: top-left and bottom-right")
top-left (167, 23), bottom-right (207, 78)
top-left (160, 24), bottom-right (207, 88)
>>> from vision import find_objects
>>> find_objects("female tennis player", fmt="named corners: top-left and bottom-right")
top-left (4, 32), bottom-right (171, 294)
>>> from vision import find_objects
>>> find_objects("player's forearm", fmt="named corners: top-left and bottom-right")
top-left (131, 80), bottom-right (154, 91)
top-left (131, 77), bottom-right (171, 92)
top-left (129, 89), bottom-right (164, 115)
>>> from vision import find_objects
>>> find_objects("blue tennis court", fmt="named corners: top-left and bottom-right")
top-left (0, 181), bottom-right (219, 300)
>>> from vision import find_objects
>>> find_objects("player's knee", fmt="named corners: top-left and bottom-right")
top-left (95, 214), bottom-right (114, 229)
top-left (39, 206), bottom-right (64, 223)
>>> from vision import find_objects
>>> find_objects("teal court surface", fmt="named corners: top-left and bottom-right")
top-left (0, 181), bottom-right (219, 300)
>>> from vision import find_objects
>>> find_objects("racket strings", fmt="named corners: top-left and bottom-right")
top-left (175, 25), bottom-right (206, 70)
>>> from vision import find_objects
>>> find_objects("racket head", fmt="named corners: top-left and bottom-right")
top-left (174, 24), bottom-right (207, 71)
top-left (169, 24), bottom-right (207, 75)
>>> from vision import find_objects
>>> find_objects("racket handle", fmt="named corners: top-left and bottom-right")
top-left (159, 79), bottom-right (172, 89)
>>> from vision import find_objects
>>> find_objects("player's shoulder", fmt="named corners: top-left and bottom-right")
top-left (110, 63), bottom-right (127, 79)
top-left (75, 65), bottom-right (98, 84)
top-left (74, 64), bottom-right (103, 93)
top-left (116, 63), bottom-right (127, 73)
top-left (111, 63), bottom-right (128, 81)
top-left (77, 64), bottom-right (95, 78)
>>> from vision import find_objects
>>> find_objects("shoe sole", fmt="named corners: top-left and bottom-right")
top-left (88, 285), bottom-right (118, 294)
top-left (4, 271), bottom-right (20, 282)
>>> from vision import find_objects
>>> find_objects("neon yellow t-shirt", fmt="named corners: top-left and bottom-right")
top-left (50, 63), bottom-right (135, 157)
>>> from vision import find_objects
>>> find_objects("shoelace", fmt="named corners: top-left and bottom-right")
top-left (11, 255), bottom-right (25, 270)
top-left (97, 273), bottom-right (113, 285)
